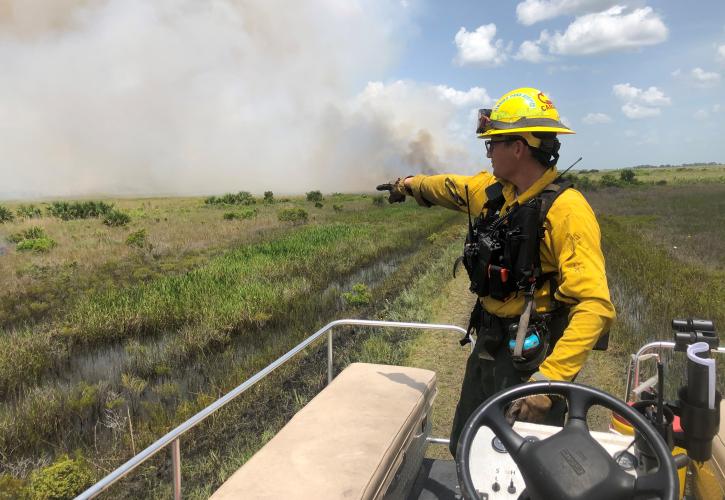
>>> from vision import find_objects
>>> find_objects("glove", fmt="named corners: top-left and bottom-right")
top-left (376, 177), bottom-right (408, 203)
top-left (505, 394), bottom-right (552, 424)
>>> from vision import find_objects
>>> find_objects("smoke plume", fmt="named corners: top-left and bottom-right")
top-left (0, 0), bottom-right (483, 199)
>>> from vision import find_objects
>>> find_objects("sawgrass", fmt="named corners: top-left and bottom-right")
top-left (583, 183), bottom-right (725, 401)
top-left (0, 199), bottom-right (462, 486)
top-left (176, 225), bottom-right (467, 499)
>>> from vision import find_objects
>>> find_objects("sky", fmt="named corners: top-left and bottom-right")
top-left (391, 0), bottom-right (725, 172)
top-left (0, 0), bottom-right (723, 199)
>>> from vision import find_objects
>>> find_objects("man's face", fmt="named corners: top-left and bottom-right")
top-left (486, 135), bottom-right (525, 180)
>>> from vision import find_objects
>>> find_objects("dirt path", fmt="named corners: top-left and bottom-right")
top-left (406, 273), bottom-right (474, 459)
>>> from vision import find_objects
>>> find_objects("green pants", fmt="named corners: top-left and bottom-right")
top-left (448, 311), bottom-right (569, 457)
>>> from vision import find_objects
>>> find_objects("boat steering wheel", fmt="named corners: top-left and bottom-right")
top-left (455, 381), bottom-right (678, 500)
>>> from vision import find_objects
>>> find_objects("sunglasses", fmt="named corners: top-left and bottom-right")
top-left (484, 137), bottom-right (524, 154)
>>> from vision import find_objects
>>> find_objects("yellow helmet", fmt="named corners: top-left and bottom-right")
top-left (477, 87), bottom-right (574, 138)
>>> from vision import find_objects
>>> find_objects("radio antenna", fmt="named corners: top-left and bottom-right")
top-left (465, 185), bottom-right (473, 237)
top-left (555, 156), bottom-right (583, 182)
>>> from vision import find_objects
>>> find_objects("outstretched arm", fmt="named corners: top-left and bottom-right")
top-left (378, 172), bottom-right (497, 214)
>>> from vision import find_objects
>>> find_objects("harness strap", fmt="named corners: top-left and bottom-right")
top-left (513, 291), bottom-right (535, 359)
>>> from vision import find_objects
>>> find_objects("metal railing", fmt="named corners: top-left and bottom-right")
top-left (624, 341), bottom-right (725, 401)
top-left (77, 319), bottom-right (468, 499)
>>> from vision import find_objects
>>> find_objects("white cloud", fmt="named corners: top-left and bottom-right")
top-left (582, 112), bottom-right (612, 124)
top-left (718, 44), bottom-right (725, 61)
top-left (515, 0), bottom-right (621, 26)
top-left (515, 40), bottom-right (548, 63)
top-left (691, 67), bottom-right (721, 87)
top-left (454, 24), bottom-right (507, 66)
top-left (621, 103), bottom-right (660, 119)
top-left (613, 83), bottom-right (640, 101)
top-left (613, 83), bottom-right (671, 106)
top-left (435, 85), bottom-right (493, 107)
top-left (613, 83), bottom-right (670, 119)
top-left (540, 6), bottom-right (668, 55)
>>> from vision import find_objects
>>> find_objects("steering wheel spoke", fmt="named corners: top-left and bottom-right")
top-left (564, 389), bottom-right (593, 428)
top-left (635, 468), bottom-right (670, 496)
top-left (480, 400), bottom-right (525, 456)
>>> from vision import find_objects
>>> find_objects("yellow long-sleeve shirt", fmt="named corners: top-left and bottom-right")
top-left (407, 167), bottom-right (616, 381)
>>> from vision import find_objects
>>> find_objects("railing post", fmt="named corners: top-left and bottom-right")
top-left (327, 330), bottom-right (334, 385)
top-left (171, 439), bottom-right (182, 500)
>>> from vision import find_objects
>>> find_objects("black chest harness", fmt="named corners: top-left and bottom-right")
top-left (459, 179), bottom-right (572, 302)
top-left (454, 179), bottom-right (572, 369)
top-left (455, 178), bottom-right (608, 367)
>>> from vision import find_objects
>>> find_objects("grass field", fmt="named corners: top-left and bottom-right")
top-left (1, 165), bottom-right (723, 497)
top-left (0, 193), bottom-right (468, 496)
top-left (573, 164), bottom-right (725, 186)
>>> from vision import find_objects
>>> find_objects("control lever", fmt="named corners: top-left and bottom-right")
top-left (673, 318), bottom-right (718, 352)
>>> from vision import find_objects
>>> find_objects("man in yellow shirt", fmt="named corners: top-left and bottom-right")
top-left (378, 87), bottom-right (615, 456)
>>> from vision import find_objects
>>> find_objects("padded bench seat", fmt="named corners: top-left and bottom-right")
top-left (211, 363), bottom-right (437, 500)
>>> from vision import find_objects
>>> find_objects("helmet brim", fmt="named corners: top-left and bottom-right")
top-left (479, 126), bottom-right (575, 137)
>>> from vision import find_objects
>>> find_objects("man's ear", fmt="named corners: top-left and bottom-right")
top-left (514, 139), bottom-right (528, 159)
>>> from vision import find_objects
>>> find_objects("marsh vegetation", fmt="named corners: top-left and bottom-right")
top-left (0, 192), bottom-right (464, 497)
top-left (0, 165), bottom-right (723, 497)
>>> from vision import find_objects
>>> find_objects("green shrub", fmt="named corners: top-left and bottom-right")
top-left (277, 208), bottom-right (308, 224)
top-left (224, 208), bottom-right (257, 221)
top-left (46, 201), bottom-right (113, 220)
top-left (332, 204), bottom-right (343, 212)
top-left (7, 226), bottom-right (57, 252)
top-left (8, 226), bottom-right (47, 243)
top-left (314, 201), bottom-right (324, 208)
top-left (343, 283), bottom-right (372, 306)
top-left (28, 454), bottom-right (94, 500)
top-left (126, 228), bottom-right (148, 248)
top-left (565, 174), bottom-right (597, 191)
top-left (0, 205), bottom-right (14, 223)
top-left (263, 191), bottom-right (274, 204)
top-left (17, 237), bottom-right (57, 253)
top-left (306, 190), bottom-right (323, 202)
top-left (619, 169), bottom-right (637, 183)
top-left (103, 210), bottom-right (131, 227)
top-left (599, 173), bottom-right (621, 188)
top-left (372, 195), bottom-right (384, 207)
top-left (656, 179), bottom-right (668, 185)
top-left (205, 191), bottom-right (256, 206)
top-left (17, 204), bottom-right (42, 219)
